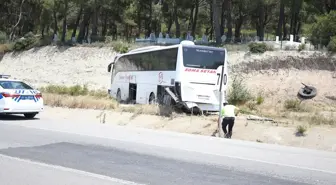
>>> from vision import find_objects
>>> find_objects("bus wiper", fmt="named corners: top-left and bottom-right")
top-left (186, 64), bottom-right (201, 67)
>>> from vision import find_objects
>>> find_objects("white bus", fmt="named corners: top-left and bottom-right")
top-left (107, 40), bottom-right (228, 112)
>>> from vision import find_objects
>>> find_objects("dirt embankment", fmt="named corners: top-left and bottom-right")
top-left (0, 46), bottom-right (116, 90)
top-left (230, 51), bottom-right (336, 105)
top-left (1, 46), bottom-right (336, 152)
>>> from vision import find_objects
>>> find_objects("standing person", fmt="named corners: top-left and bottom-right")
top-left (220, 101), bottom-right (240, 139)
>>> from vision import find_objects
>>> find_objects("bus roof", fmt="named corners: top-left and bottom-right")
top-left (118, 41), bottom-right (226, 58)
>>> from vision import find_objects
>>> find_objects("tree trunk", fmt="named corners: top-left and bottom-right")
top-left (226, 0), bottom-right (232, 42)
top-left (9, 0), bottom-right (26, 40)
top-left (137, 5), bottom-right (141, 37)
top-left (167, 15), bottom-right (173, 34)
top-left (72, 6), bottom-right (83, 38)
top-left (257, 0), bottom-right (265, 41)
top-left (234, 16), bottom-right (243, 43)
top-left (213, 0), bottom-right (222, 44)
top-left (41, 26), bottom-right (45, 38)
top-left (53, 9), bottom-right (58, 35)
top-left (91, 0), bottom-right (99, 42)
top-left (191, 0), bottom-right (199, 37)
top-left (61, 0), bottom-right (68, 42)
top-left (77, 8), bottom-right (91, 43)
top-left (276, 0), bottom-right (285, 39)
top-left (290, 0), bottom-right (295, 35)
top-left (84, 23), bottom-right (89, 41)
top-left (283, 16), bottom-right (287, 40)
top-left (220, 0), bottom-right (225, 36)
top-left (146, 2), bottom-right (153, 37)
top-left (173, 1), bottom-right (180, 38)
top-left (102, 10), bottom-right (108, 36)
top-left (209, 2), bottom-right (214, 40)
top-left (188, 5), bottom-right (194, 31)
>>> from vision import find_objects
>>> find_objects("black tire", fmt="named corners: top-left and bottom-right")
top-left (149, 93), bottom-right (156, 104)
top-left (24, 113), bottom-right (37, 119)
top-left (297, 85), bottom-right (317, 99)
top-left (116, 89), bottom-right (122, 103)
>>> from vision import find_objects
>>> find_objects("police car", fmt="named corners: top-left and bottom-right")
top-left (0, 74), bottom-right (43, 118)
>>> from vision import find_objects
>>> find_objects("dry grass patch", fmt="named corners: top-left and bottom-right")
top-left (43, 93), bottom-right (165, 115)
top-left (40, 85), bottom-right (176, 117)
top-left (307, 112), bottom-right (336, 126)
top-left (283, 99), bottom-right (313, 112)
top-left (39, 84), bottom-right (107, 97)
top-left (232, 53), bottom-right (336, 73)
top-left (43, 93), bottom-right (118, 110)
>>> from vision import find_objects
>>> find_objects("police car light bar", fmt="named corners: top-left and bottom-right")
top-left (0, 74), bottom-right (11, 79)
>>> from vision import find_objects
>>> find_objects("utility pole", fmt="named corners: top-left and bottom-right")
top-left (217, 65), bottom-right (225, 138)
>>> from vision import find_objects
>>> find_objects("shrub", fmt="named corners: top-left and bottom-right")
top-left (298, 43), bottom-right (306, 52)
top-left (227, 77), bottom-right (253, 105)
top-left (39, 84), bottom-right (89, 96)
top-left (296, 125), bottom-right (307, 136)
top-left (327, 36), bottom-right (336, 53)
top-left (284, 99), bottom-right (301, 111)
top-left (256, 92), bottom-right (264, 105)
top-left (248, 42), bottom-right (267, 53)
top-left (13, 32), bottom-right (38, 51)
top-left (36, 36), bottom-right (53, 47)
top-left (0, 32), bottom-right (7, 44)
top-left (310, 11), bottom-right (336, 47)
top-left (0, 43), bottom-right (14, 53)
top-left (246, 101), bottom-right (257, 110)
top-left (111, 41), bottom-right (129, 53)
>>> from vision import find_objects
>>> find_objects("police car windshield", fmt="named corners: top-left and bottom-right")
top-left (0, 81), bottom-right (33, 90)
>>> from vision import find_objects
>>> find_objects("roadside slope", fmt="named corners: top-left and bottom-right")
top-left (0, 46), bottom-right (116, 90)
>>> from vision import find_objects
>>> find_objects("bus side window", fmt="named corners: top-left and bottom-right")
top-left (149, 51), bottom-right (159, 71)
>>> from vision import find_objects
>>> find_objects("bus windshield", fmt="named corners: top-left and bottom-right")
top-left (182, 46), bottom-right (225, 69)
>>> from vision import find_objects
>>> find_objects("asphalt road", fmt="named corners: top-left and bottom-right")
top-left (0, 114), bottom-right (336, 185)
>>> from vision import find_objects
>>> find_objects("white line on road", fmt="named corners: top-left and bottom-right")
top-left (0, 154), bottom-right (146, 185)
top-left (3, 122), bottom-right (336, 175)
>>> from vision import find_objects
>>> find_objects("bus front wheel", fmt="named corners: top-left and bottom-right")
top-left (117, 89), bottom-right (122, 103)
top-left (149, 93), bottom-right (156, 104)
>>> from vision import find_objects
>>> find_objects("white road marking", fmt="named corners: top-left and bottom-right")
top-left (0, 154), bottom-right (145, 185)
top-left (3, 122), bottom-right (336, 175)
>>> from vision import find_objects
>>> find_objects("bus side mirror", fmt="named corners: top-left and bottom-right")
top-left (108, 63), bottom-right (112, 72)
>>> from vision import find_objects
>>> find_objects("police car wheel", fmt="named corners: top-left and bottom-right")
top-left (24, 113), bottom-right (37, 119)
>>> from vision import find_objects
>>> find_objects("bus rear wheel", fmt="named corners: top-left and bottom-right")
top-left (149, 93), bottom-right (156, 105)
top-left (116, 89), bottom-right (122, 103)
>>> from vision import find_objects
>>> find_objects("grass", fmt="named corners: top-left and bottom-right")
top-left (39, 84), bottom-right (107, 97)
top-left (227, 77), bottom-right (253, 105)
top-left (296, 125), bottom-right (307, 136)
top-left (256, 95), bottom-right (264, 105)
top-left (284, 99), bottom-right (304, 111)
top-left (307, 113), bottom-right (336, 126)
top-left (43, 93), bottom-right (118, 110)
top-left (40, 84), bottom-right (172, 116)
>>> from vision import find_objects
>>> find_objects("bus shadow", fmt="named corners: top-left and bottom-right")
top-left (157, 105), bottom-right (209, 118)
top-left (0, 114), bottom-right (39, 121)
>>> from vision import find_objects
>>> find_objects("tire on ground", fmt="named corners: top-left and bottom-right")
top-left (297, 86), bottom-right (317, 99)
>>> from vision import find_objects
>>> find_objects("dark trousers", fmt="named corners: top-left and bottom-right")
top-left (222, 117), bottom-right (235, 138)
